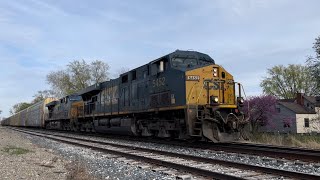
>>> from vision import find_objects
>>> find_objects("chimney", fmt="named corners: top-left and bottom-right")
top-left (296, 92), bottom-right (304, 105)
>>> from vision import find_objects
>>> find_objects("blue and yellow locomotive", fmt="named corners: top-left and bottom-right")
top-left (2, 50), bottom-right (248, 142)
top-left (45, 50), bottom-right (248, 142)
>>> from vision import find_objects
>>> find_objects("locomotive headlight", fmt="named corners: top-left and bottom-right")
top-left (213, 68), bottom-right (218, 77)
top-left (213, 68), bottom-right (218, 73)
top-left (237, 97), bottom-right (244, 107)
top-left (239, 98), bottom-right (244, 104)
top-left (210, 96), bottom-right (219, 104)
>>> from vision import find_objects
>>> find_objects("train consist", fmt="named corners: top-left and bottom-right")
top-left (2, 50), bottom-right (248, 142)
top-left (1, 98), bottom-right (56, 127)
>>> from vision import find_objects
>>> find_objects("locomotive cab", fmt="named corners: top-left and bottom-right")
top-left (148, 50), bottom-right (248, 142)
top-left (184, 60), bottom-right (247, 142)
top-left (46, 94), bottom-right (83, 130)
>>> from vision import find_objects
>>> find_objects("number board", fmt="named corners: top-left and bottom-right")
top-left (186, 75), bottom-right (200, 81)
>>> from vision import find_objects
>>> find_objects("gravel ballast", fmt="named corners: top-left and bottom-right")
top-left (7, 127), bottom-right (320, 179)
top-left (46, 130), bottom-right (320, 176)
top-left (21, 130), bottom-right (176, 180)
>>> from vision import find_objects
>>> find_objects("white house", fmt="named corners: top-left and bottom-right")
top-left (262, 93), bottom-right (320, 134)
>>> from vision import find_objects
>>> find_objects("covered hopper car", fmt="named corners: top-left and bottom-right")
top-left (1, 98), bottom-right (56, 127)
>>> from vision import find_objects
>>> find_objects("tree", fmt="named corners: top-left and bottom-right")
top-left (9, 90), bottom-right (54, 115)
top-left (47, 70), bottom-right (73, 97)
top-left (91, 60), bottom-right (110, 84)
top-left (10, 102), bottom-right (32, 115)
top-left (306, 36), bottom-right (320, 95)
top-left (260, 64), bottom-right (317, 99)
top-left (32, 90), bottom-right (54, 104)
top-left (243, 95), bottom-right (278, 133)
top-left (47, 60), bottom-right (110, 97)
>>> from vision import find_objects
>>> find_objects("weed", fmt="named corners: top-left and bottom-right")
top-left (1, 146), bottom-right (31, 155)
top-left (250, 133), bottom-right (320, 149)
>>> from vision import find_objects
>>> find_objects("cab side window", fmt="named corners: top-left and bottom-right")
top-left (150, 58), bottom-right (168, 75)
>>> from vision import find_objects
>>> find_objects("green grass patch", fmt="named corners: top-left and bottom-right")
top-left (1, 146), bottom-right (31, 155)
top-left (250, 133), bottom-right (320, 149)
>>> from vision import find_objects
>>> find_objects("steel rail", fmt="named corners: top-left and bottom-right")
top-left (213, 142), bottom-right (320, 162)
top-left (10, 127), bottom-right (320, 180)
top-left (11, 128), bottom-right (243, 180)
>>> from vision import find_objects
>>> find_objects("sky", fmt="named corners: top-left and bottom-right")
top-left (0, 0), bottom-right (320, 117)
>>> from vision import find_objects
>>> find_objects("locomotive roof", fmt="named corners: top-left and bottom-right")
top-left (77, 50), bottom-right (215, 98)
top-left (150, 50), bottom-right (215, 64)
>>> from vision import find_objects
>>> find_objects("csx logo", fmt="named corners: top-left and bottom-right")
top-left (186, 75), bottom-right (200, 81)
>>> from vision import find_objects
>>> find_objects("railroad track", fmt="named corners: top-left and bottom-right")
top-left (212, 142), bottom-right (320, 162)
top-left (21, 127), bottom-right (320, 163)
top-left (9, 127), bottom-right (320, 180)
top-left (54, 129), bottom-right (320, 162)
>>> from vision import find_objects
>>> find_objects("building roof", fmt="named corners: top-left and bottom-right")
top-left (278, 98), bottom-right (295, 102)
top-left (278, 101), bottom-right (316, 114)
top-left (304, 96), bottom-right (317, 104)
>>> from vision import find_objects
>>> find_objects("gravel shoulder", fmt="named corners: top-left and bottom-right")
top-left (2, 127), bottom-right (176, 180)
top-left (0, 126), bottom-right (70, 180)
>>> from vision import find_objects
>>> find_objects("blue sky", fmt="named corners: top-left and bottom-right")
top-left (0, 0), bottom-right (320, 117)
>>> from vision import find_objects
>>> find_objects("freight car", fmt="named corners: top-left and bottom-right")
top-left (46, 50), bottom-right (249, 142)
top-left (1, 98), bottom-right (56, 127)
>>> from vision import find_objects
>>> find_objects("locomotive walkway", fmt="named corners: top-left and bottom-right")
top-left (9, 127), bottom-right (320, 180)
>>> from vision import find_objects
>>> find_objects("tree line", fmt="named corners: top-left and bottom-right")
top-left (9, 60), bottom-right (126, 115)
top-left (247, 35), bottom-right (320, 133)
top-left (261, 36), bottom-right (320, 98)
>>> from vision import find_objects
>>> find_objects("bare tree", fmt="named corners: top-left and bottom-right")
top-left (47, 60), bottom-right (110, 97)
top-left (308, 107), bottom-right (320, 133)
top-left (47, 70), bottom-right (73, 97)
top-left (67, 60), bottom-right (91, 90)
top-left (306, 36), bottom-right (320, 95)
top-left (31, 90), bottom-right (55, 104)
top-left (90, 60), bottom-right (110, 84)
top-left (10, 102), bottom-right (32, 115)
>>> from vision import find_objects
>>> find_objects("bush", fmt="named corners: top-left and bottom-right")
top-left (250, 132), bottom-right (320, 149)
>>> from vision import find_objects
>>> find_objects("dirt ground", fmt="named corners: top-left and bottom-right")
top-left (0, 126), bottom-right (70, 180)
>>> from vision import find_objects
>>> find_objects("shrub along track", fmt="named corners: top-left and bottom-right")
top-left (8, 127), bottom-right (320, 180)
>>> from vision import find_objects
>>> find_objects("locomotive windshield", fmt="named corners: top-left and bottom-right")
top-left (69, 95), bottom-right (82, 101)
top-left (171, 57), bottom-right (213, 70)
top-left (171, 57), bottom-right (197, 69)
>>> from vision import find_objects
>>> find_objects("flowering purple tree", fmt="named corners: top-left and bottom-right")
top-left (243, 95), bottom-right (278, 133)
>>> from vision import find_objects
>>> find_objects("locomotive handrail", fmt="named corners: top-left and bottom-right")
top-left (187, 82), bottom-right (199, 104)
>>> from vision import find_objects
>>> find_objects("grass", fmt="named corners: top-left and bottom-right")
top-left (250, 132), bottom-right (320, 149)
top-left (1, 146), bottom-right (31, 155)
